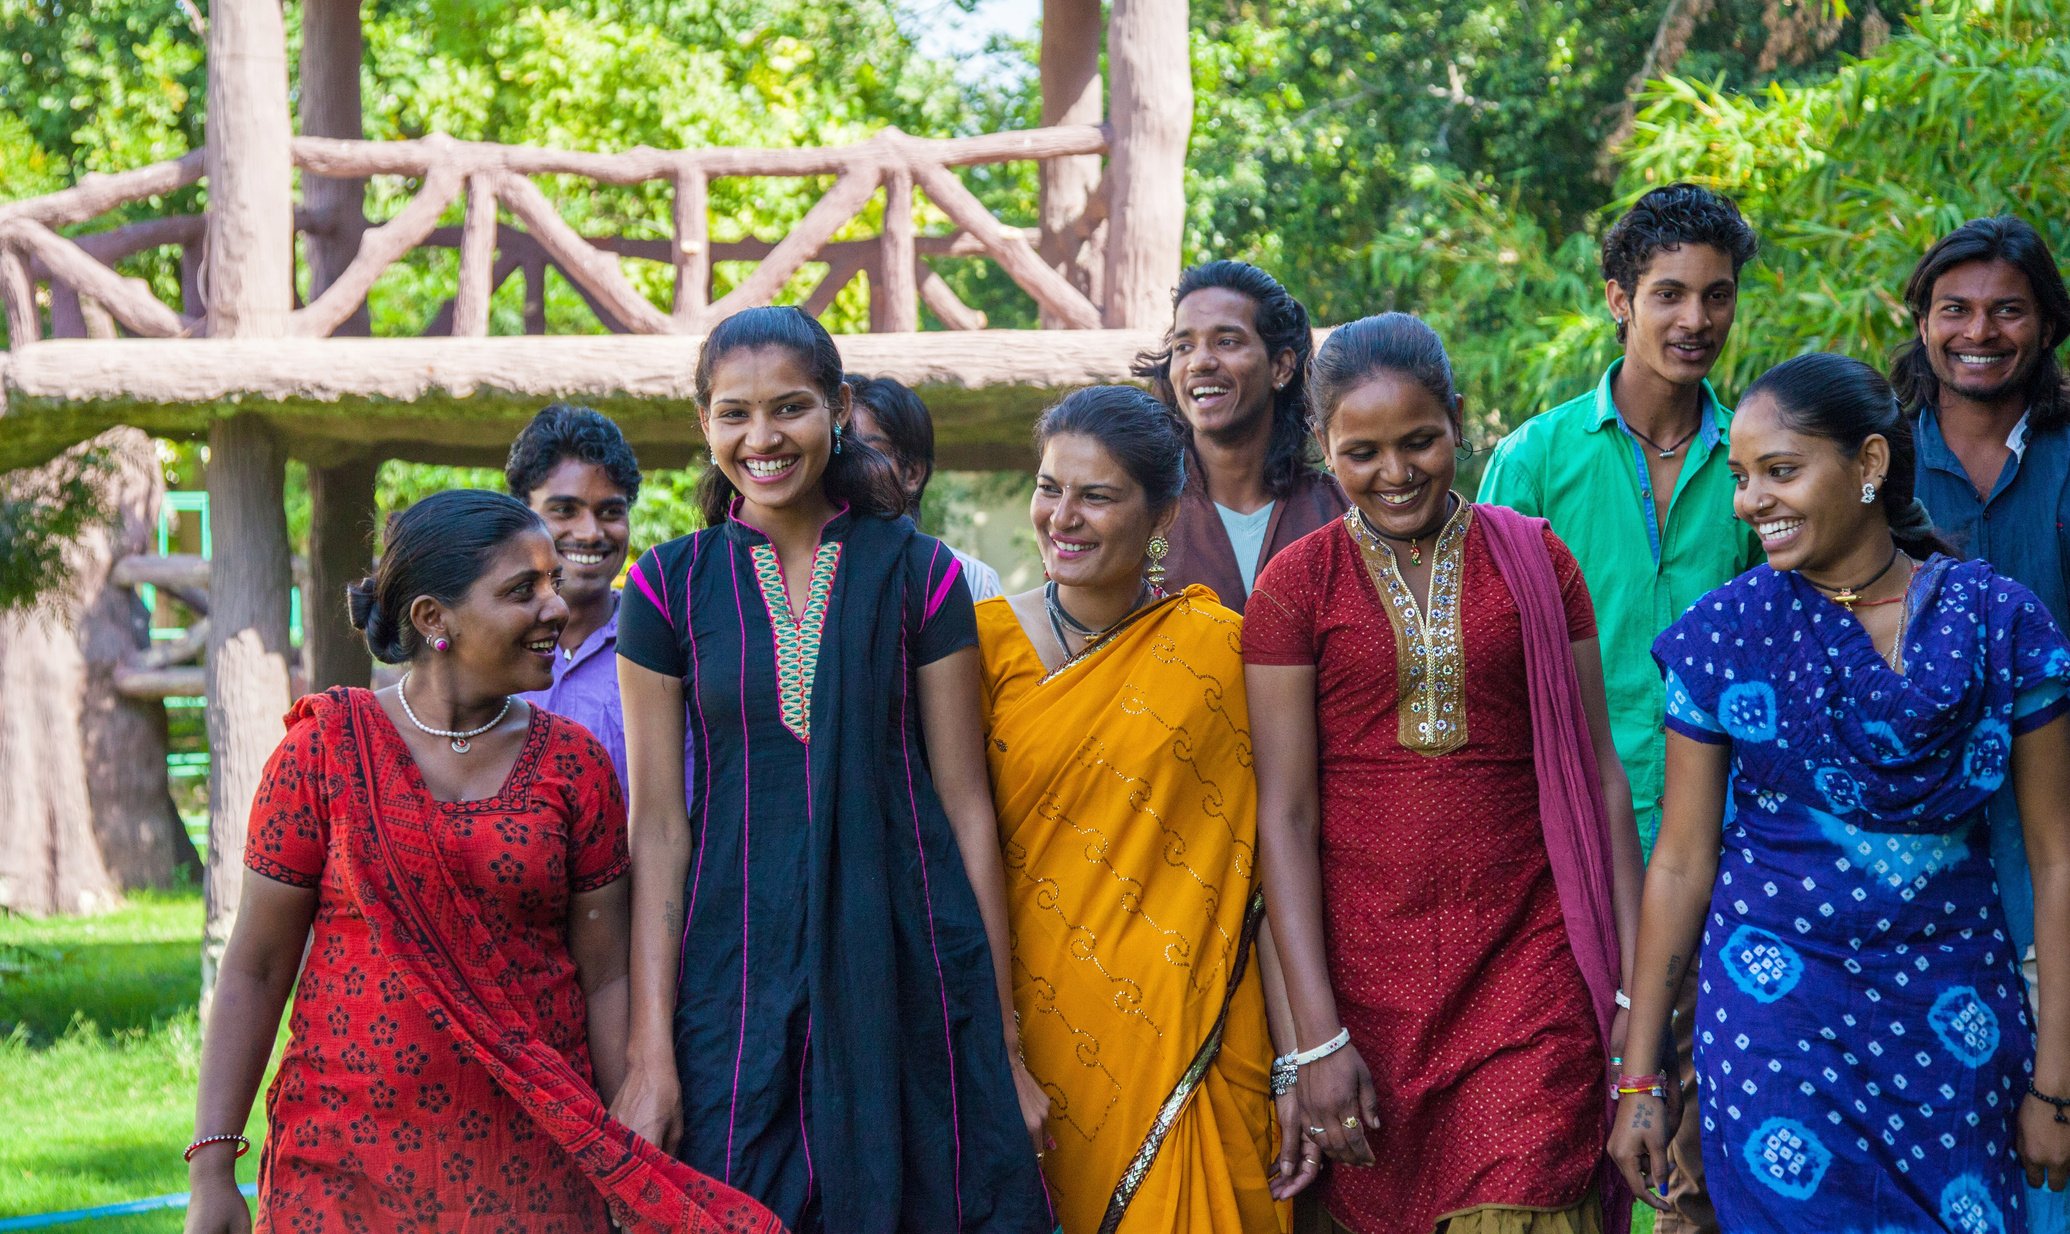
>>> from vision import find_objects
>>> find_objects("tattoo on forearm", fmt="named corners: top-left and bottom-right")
top-left (1664, 953), bottom-right (1684, 991)
top-left (664, 897), bottom-right (682, 933)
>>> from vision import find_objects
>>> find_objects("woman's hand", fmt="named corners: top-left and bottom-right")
top-left (1270, 1090), bottom-right (1322, 1200)
top-left (1293, 1046), bottom-right (1381, 1166)
top-left (1607, 1093), bottom-right (1674, 1211)
top-left (182, 1161), bottom-right (252, 1234)
top-left (1009, 1051), bottom-right (1053, 1161)
top-left (610, 1058), bottom-right (684, 1155)
top-left (2020, 1094), bottom-right (2070, 1192)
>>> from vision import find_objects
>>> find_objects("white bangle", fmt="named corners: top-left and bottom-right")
top-left (1287, 1027), bottom-right (1352, 1067)
top-left (1615, 989), bottom-right (1633, 1010)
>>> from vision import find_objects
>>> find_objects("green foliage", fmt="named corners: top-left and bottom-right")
top-left (0, 447), bottom-right (118, 616)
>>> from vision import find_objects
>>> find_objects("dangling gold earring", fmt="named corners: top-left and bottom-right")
top-left (1146, 535), bottom-right (1171, 598)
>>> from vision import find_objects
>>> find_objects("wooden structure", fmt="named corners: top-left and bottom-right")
top-left (0, 0), bottom-right (1191, 985)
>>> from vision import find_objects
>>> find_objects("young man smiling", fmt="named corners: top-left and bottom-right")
top-left (505, 403), bottom-right (643, 790)
top-left (1133, 261), bottom-right (1345, 612)
top-left (1477, 183), bottom-right (1761, 1234)
top-left (1898, 215), bottom-right (2070, 1234)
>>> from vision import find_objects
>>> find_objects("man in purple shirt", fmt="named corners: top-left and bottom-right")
top-left (507, 403), bottom-right (643, 790)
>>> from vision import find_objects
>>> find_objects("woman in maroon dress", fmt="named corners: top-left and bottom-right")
top-left (185, 490), bottom-right (778, 1234)
top-left (1244, 315), bottom-right (1646, 1234)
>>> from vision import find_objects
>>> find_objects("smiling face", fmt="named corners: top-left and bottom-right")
top-left (1607, 242), bottom-right (1739, 388)
top-left (416, 527), bottom-right (569, 695)
top-left (524, 457), bottom-right (630, 613)
top-left (1167, 287), bottom-right (1295, 446)
top-left (699, 346), bottom-right (846, 521)
top-left (1031, 432), bottom-right (1172, 594)
top-left (1729, 391), bottom-right (1892, 575)
top-left (1318, 372), bottom-right (1459, 539)
top-left (1920, 258), bottom-right (2047, 413)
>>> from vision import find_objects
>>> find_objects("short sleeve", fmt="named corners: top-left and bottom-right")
top-left (1475, 434), bottom-right (1544, 518)
top-left (1243, 548), bottom-right (1319, 666)
top-left (243, 716), bottom-right (330, 888)
top-left (915, 539), bottom-right (979, 665)
top-left (1541, 525), bottom-right (1598, 642)
top-left (618, 543), bottom-right (688, 679)
top-left (565, 727), bottom-right (631, 892)
top-left (2004, 581), bottom-right (2070, 735)
top-left (1653, 590), bottom-right (1741, 746)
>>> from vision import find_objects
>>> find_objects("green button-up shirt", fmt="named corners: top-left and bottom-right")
top-left (1477, 360), bottom-right (1762, 852)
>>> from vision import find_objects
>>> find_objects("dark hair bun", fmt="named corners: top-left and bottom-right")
top-left (345, 575), bottom-right (408, 663)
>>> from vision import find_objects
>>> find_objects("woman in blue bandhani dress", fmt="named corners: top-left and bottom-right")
top-left (1609, 355), bottom-right (2070, 1233)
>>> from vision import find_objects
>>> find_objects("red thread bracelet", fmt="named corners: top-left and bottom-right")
top-left (184, 1133), bottom-right (252, 1162)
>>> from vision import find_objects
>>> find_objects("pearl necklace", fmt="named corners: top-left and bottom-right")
top-left (398, 671), bottom-right (511, 754)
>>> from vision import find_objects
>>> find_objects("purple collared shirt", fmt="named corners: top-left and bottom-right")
top-left (517, 596), bottom-right (632, 791)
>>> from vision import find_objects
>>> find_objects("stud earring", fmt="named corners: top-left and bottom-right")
top-left (1861, 482), bottom-right (1879, 504)
top-left (832, 422), bottom-right (844, 455)
top-left (1145, 535), bottom-right (1171, 599)
top-left (432, 636), bottom-right (450, 652)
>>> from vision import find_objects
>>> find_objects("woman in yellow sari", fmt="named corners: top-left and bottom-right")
top-left (976, 386), bottom-right (1312, 1233)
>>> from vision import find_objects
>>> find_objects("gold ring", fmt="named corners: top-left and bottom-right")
top-left (1340, 1115), bottom-right (1361, 1130)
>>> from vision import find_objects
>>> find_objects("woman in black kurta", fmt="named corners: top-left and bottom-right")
top-left (618, 508), bottom-right (1045, 1231)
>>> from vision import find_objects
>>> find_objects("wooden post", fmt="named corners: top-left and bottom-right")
top-left (203, 0), bottom-right (294, 339)
top-left (873, 170), bottom-right (918, 333)
top-left (200, 415), bottom-right (294, 1011)
top-left (453, 176), bottom-right (499, 337)
top-left (306, 454), bottom-right (377, 692)
top-left (522, 257), bottom-right (548, 335)
top-left (672, 163), bottom-right (709, 325)
top-left (299, 0), bottom-right (368, 337)
top-left (1103, 0), bottom-right (1191, 329)
top-left (1039, 0), bottom-right (1104, 326)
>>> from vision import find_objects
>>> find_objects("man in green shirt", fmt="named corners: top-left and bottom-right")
top-left (1478, 182), bottom-right (1761, 1234)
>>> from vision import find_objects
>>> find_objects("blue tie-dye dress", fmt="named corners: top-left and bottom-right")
top-left (1653, 555), bottom-right (2070, 1233)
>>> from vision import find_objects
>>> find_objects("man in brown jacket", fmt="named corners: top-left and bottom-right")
top-left (1134, 261), bottom-right (1347, 613)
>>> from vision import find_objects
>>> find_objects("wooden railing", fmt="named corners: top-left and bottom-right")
top-left (0, 123), bottom-right (1114, 348)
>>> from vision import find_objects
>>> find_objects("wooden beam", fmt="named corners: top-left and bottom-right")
top-left (115, 665), bottom-right (207, 700)
top-left (111, 554), bottom-right (212, 591)
top-left (802, 256), bottom-right (864, 319)
top-left (699, 169), bottom-right (882, 327)
top-left (2, 219), bottom-right (189, 338)
top-left (0, 152), bottom-right (206, 231)
top-left (203, 0), bottom-right (295, 340)
top-left (306, 455), bottom-right (377, 691)
top-left (1039, 0), bottom-right (1104, 326)
top-left (672, 162), bottom-right (709, 323)
top-left (453, 175), bottom-right (501, 338)
top-left (300, 0), bottom-right (370, 338)
top-left (499, 174), bottom-right (672, 334)
top-left (909, 159), bottom-right (1103, 329)
top-left (1, 246), bottom-right (38, 347)
top-left (919, 266), bottom-right (987, 331)
top-left (200, 414), bottom-right (293, 1008)
top-left (293, 167), bottom-right (465, 338)
top-left (1104, 0), bottom-right (1191, 328)
top-left (873, 171), bottom-right (918, 333)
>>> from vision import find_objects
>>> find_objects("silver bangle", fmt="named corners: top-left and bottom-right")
top-left (1615, 989), bottom-right (1633, 1010)
top-left (1287, 1027), bottom-right (1352, 1068)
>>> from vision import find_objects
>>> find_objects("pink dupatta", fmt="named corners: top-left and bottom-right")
top-left (1476, 503), bottom-right (1633, 1234)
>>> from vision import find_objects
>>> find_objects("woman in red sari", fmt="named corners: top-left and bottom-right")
top-left (185, 490), bottom-right (778, 1234)
top-left (1245, 315), bottom-right (1646, 1234)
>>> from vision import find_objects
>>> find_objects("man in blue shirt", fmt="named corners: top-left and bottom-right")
top-left (1899, 215), bottom-right (2070, 1234)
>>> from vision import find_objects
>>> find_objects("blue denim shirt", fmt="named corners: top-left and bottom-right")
top-left (1914, 406), bottom-right (2070, 951)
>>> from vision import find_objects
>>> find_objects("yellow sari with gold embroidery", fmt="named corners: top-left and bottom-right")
top-left (975, 586), bottom-right (1284, 1234)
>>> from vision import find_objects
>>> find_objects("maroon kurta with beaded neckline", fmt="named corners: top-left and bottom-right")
top-left (244, 698), bottom-right (628, 1234)
top-left (1243, 509), bottom-right (1606, 1234)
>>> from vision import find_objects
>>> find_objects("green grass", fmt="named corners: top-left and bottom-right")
top-left (0, 889), bottom-right (266, 1231)
top-left (0, 889), bottom-right (1662, 1232)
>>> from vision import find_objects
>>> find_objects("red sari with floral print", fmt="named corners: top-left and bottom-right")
top-left (243, 687), bottom-right (781, 1234)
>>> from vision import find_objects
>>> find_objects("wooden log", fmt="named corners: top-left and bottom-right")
top-left (115, 664), bottom-right (208, 700)
top-left (424, 222), bottom-right (1013, 267)
top-left (136, 619), bottom-right (209, 671)
top-left (909, 159), bottom-right (1103, 329)
top-left (294, 167), bottom-right (465, 338)
top-left (301, 0), bottom-right (370, 338)
top-left (873, 171), bottom-right (918, 333)
top-left (201, 414), bottom-right (295, 1007)
top-left (2, 219), bottom-right (188, 338)
top-left (111, 554), bottom-right (212, 591)
top-left (672, 163), bottom-right (709, 323)
top-left (453, 175), bottom-right (501, 338)
top-left (1103, 0), bottom-right (1191, 329)
top-left (203, 0), bottom-right (295, 341)
top-left (1039, 0), bottom-right (1105, 326)
top-left (306, 455), bottom-right (376, 691)
top-left (918, 266), bottom-right (988, 330)
top-left (290, 124), bottom-right (1109, 183)
top-left (427, 252), bottom-right (520, 336)
top-left (50, 285), bottom-right (86, 339)
top-left (699, 169), bottom-right (882, 327)
top-left (81, 296), bottom-right (117, 339)
top-left (1, 246), bottom-right (39, 346)
top-left (0, 152), bottom-right (206, 231)
top-left (499, 174), bottom-right (671, 334)
top-left (802, 256), bottom-right (864, 319)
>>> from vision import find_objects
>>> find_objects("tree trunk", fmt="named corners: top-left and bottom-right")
top-left (1598, 0), bottom-right (1716, 174)
top-left (300, 0), bottom-right (369, 339)
top-left (306, 454), bottom-right (377, 691)
top-left (204, 0), bottom-right (294, 339)
top-left (201, 415), bottom-right (294, 1013)
top-left (1103, 0), bottom-right (1191, 329)
top-left (0, 429), bottom-right (191, 916)
top-left (1039, 0), bottom-right (1104, 327)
